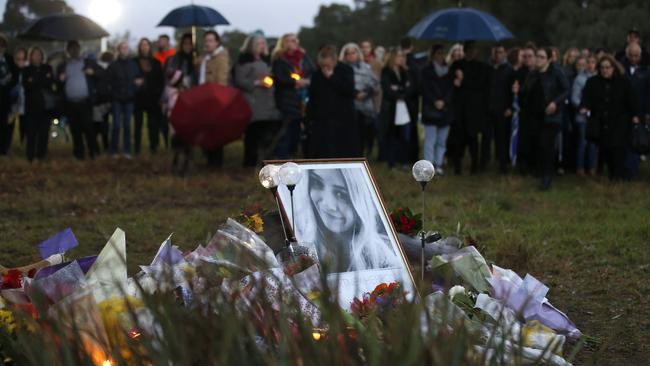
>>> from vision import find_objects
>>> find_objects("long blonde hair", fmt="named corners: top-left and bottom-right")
top-left (339, 42), bottom-right (363, 62)
top-left (271, 33), bottom-right (295, 61)
top-left (445, 43), bottom-right (464, 65)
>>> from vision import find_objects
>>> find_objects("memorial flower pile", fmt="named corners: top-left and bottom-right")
top-left (389, 207), bottom-right (422, 236)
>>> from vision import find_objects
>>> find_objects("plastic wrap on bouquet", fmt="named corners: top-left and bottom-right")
top-left (37, 227), bottom-right (78, 259)
top-left (489, 265), bottom-right (581, 339)
top-left (34, 256), bottom-right (97, 280)
top-left (30, 261), bottom-right (86, 303)
top-left (430, 246), bottom-right (492, 293)
top-left (86, 228), bottom-right (128, 303)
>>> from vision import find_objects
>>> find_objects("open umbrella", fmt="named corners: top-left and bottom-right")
top-left (158, 4), bottom-right (230, 27)
top-left (170, 83), bottom-right (251, 150)
top-left (408, 7), bottom-right (513, 42)
top-left (18, 13), bottom-right (109, 41)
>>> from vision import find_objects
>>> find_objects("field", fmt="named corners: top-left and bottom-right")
top-left (0, 135), bottom-right (649, 365)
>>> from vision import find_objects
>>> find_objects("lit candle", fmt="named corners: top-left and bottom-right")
top-left (263, 76), bottom-right (274, 87)
top-left (290, 73), bottom-right (301, 81)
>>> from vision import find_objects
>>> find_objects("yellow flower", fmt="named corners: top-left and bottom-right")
top-left (0, 309), bottom-right (16, 333)
top-left (250, 214), bottom-right (264, 234)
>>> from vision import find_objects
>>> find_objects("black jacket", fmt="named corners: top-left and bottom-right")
top-left (450, 59), bottom-right (490, 135)
top-left (420, 64), bottom-right (453, 126)
top-left (272, 55), bottom-right (314, 120)
top-left (488, 62), bottom-right (514, 114)
top-left (56, 58), bottom-right (99, 103)
top-left (0, 53), bottom-right (18, 117)
top-left (108, 57), bottom-right (142, 103)
top-left (621, 60), bottom-right (649, 117)
top-left (381, 66), bottom-right (414, 135)
top-left (135, 57), bottom-right (164, 105)
top-left (22, 64), bottom-right (55, 113)
top-left (522, 63), bottom-right (569, 126)
top-left (306, 62), bottom-right (358, 158)
top-left (581, 74), bottom-right (637, 148)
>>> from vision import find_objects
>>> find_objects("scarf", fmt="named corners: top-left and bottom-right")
top-left (199, 46), bottom-right (224, 85)
top-left (284, 49), bottom-right (305, 76)
top-left (433, 62), bottom-right (448, 77)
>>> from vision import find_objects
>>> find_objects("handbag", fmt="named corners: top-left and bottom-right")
top-left (394, 99), bottom-right (410, 126)
top-left (630, 122), bottom-right (650, 154)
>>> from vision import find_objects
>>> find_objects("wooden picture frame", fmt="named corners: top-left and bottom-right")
top-left (264, 158), bottom-right (418, 307)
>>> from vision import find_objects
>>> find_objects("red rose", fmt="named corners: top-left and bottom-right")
top-left (2, 269), bottom-right (23, 289)
top-left (400, 225), bottom-right (410, 233)
top-left (400, 215), bottom-right (409, 225)
top-left (409, 218), bottom-right (416, 226)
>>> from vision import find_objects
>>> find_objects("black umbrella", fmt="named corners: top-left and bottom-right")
top-left (18, 13), bottom-right (109, 41)
top-left (158, 5), bottom-right (230, 28)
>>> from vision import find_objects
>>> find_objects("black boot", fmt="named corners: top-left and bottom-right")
top-left (539, 176), bottom-right (552, 191)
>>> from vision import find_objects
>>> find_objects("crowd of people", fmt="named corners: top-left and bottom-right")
top-left (0, 29), bottom-right (647, 188)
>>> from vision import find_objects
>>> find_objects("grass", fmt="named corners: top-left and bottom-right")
top-left (0, 133), bottom-right (649, 365)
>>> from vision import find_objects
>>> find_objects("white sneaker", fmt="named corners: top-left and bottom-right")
top-left (436, 167), bottom-right (445, 176)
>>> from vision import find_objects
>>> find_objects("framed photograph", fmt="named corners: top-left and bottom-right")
top-left (271, 159), bottom-right (416, 307)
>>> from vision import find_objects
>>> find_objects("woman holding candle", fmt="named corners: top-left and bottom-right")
top-left (233, 33), bottom-right (281, 167)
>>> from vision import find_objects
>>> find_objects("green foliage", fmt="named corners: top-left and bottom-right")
top-left (0, 0), bottom-right (74, 36)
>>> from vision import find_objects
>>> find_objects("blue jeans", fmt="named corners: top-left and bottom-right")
top-left (388, 124), bottom-right (410, 168)
top-left (575, 120), bottom-right (596, 170)
top-left (275, 118), bottom-right (301, 159)
top-left (111, 101), bottom-right (134, 155)
top-left (423, 125), bottom-right (450, 168)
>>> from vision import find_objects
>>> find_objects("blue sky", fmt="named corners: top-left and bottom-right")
top-left (1, 0), bottom-right (355, 39)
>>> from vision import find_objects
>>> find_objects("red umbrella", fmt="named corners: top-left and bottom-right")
top-left (170, 83), bottom-right (252, 149)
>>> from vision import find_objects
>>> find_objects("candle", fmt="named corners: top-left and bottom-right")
top-left (290, 73), bottom-right (301, 81)
top-left (263, 76), bottom-right (274, 87)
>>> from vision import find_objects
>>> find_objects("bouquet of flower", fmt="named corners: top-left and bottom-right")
top-left (389, 207), bottom-right (422, 236)
top-left (350, 282), bottom-right (404, 321)
top-left (283, 254), bottom-right (316, 277)
top-left (236, 204), bottom-right (267, 234)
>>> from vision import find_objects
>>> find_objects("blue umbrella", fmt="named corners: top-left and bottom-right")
top-left (408, 7), bottom-right (513, 42)
top-left (158, 4), bottom-right (230, 28)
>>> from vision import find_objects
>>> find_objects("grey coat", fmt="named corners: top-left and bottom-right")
top-left (347, 61), bottom-right (379, 117)
top-left (233, 56), bottom-right (280, 122)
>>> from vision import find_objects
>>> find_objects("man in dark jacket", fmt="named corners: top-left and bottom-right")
top-left (486, 44), bottom-right (514, 173)
top-left (306, 45), bottom-right (358, 158)
top-left (108, 42), bottom-right (143, 156)
top-left (57, 41), bottom-right (99, 160)
top-left (615, 29), bottom-right (650, 68)
top-left (0, 35), bottom-right (18, 155)
top-left (449, 41), bottom-right (490, 175)
top-left (621, 43), bottom-right (647, 178)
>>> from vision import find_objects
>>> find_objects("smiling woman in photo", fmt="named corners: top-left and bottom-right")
top-left (291, 167), bottom-right (401, 273)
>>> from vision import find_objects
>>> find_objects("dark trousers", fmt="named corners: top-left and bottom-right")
top-left (275, 118), bottom-right (302, 159)
top-left (0, 113), bottom-right (14, 155)
top-left (94, 109), bottom-right (110, 152)
top-left (357, 111), bottom-right (377, 158)
top-left (539, 123), bottom-right (560, 179)
top-left (19, 115), bottom-right (26, 144)
top-left (159, 113), bottom-right (169, 149)
top-left (66, 100), bottom-right (97, 160)
top-left (243, 120), bottom-right (282, 167)
top-left (25, 110), bottom-right (50, 161)
top-left (205, 147), bottom-right (223, 167)
top-left (518, 125), bottom-right (540, 176)
top-left (449, 124), bottom-right (479, 174)
top-left (388, 124), bottom-right (410, 168)
top-left (486, 110), bottom-right (511, 172)
top-left (601, 146), bottom-right (628, 180)
top-left (134, 100), bottom-right (161, 154)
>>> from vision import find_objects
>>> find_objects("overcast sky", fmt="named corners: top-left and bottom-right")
top-left (1, 0), bottom-right (355, 39)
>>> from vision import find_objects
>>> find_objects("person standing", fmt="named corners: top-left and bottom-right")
top-left (621, 43), bottom-right (647, 178)
top-left (198, 30), bottom-right (230, 168)
top-left (11, 48), bottom-right (28, 145)
top-left (108, 42), bottom-right (143, 157)
top-left (486, 44), bottom-right (514, 174)
top-left (133, 38), bottom-right (164, 155)
top-left (572, 55), bottom-right (598, 177)
top-left (233, 33), bottom-right (281, 167)
top-left (448, 41), bottom-right (490, 175)
top-left (340, 43), bottom-right (379, 157)
top-left (581, 55), bottom-right (638, 181)
top-left (306, 45), bottom-right (357, 159)
top-left (0, 35), bottom-right (18, 156)
top-left (271, 33), bottom-right (313, 159)
top-left (23, 47), bottom-right (55, 162)
top-left (615, 29), bottom-right (650, 67)
top-left (421, 44), bottom-right (453, 175)
top-left (381, 48), bottom-right (413, 169)
top-left (400, 37), bottom-right (422, 163)
top-left (92, 51), bottom-right (113, 152)
top-left (521, 48), bottom-right (569, 190)
top-left (154, 34), bottom-right (176, 68)
top-left (57, 41), bottom-right (98, 160)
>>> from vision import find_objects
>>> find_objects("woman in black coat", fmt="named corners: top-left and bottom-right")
top-left (520, 48), bottom-right (569, 190)
top-left (381, 48), bottom-right (413, 169)
top-left (580, 55), bottom-right (639, 180)
top-left (23, 47), bottom-right (55, 162)
top-left (134, 38), bottom-right (164, 155)
top-left (306, 45), bottom-right (358, 158)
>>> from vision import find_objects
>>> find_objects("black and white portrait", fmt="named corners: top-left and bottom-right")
top-left (277, 161), bottom-right (414, 306)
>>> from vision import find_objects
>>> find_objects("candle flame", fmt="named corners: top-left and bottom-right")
top-left (312, 332), bottom-right (322, 341)
top-left (102, 361), bottom-right (111, 366)
top-left (263, 76), bottom-right (274, 87)
top-left (290, 73), bottom-right (301, 81)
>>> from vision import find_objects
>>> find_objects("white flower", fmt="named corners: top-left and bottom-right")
top-left (448, 285), bottom-right (466, 299)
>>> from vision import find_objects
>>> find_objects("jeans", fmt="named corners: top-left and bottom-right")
top-left (111, 101), bottom-right (134, 155)
top-left (575, 120), bottom-right (596, 170)
top-left (423, 124), bottom-right (449, 168)
top-left (275, 118), bottom-right (301, 159)
top-left (388, 124), bottom-right (410, 168)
